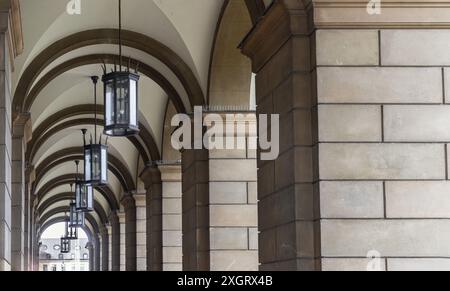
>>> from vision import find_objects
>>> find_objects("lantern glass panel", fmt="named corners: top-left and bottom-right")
top-left (101, 147), bottom-right (107, 181)
top-left (75, 182), bottom-right (93, 212)
top-left (130, 79), bottom-right (137, 126)
top-left (70, 203), bottom-right (85, 227)
top-left (116, 76), bottom-right (129, 125)
top-left (84, 149), bottom-right (91, 182)
top-left (105, 79), bottom-right (114, 127)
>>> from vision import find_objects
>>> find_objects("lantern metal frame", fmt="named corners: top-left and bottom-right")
top-left (102, 0), bottom-right (140, 137)
top-left (60, 237), bottom-right (71, 254)
top-left (82, 77), bottom-right (109, 186)
top-left (74, 161), bottom-right (94, 212)
top-left (65, 212), bottom-right (78, 240)
top-left (69, 201), bottom-right (85, 228)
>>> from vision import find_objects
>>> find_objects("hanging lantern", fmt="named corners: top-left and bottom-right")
top-left (65, 212), bottom-right (78, 240)
top-left (70, 201), bottom-right (85, 228)
top-left (102, 0), bottom-right (140, 137)
top-left (83, 77), bottom-right (108, 185)
top-left (61, 237), bottom-right (71, 254)
top-left (74, 161), bottom-right (94, 212)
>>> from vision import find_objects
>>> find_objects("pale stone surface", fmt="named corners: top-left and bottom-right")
top-left (386, 181), bottom-right (450, 218)
top-left (162, 198), bottom-right (182, 214)
top-left (210, 182), bottom-right (247, 204)
top-left (162, 214), bottom-right (181, 230)
top-left (210, 251), bottom-right (259, 271)
top-left (319, 143), bottom-right (445, 180)
top-left (210, 205), bottom-right (258, 227)
top-left (317, 67), bottom-right (442, 104)
top-left (210, 228), bottom-right (248, 250)
top-left (163, 247), bottom-right (182, 263)
top-left (321, 220), bottom-right (450, 257)
top-left (162, 182), bottom-right (182, 198)
top-left (320, 181), bottom-right (384, 218)
top-left (163, 263), bottom-right (182, 271)
top-left (317, 30), bottom-right (379, 65)
top-left (210, 160), bottom-right (257, 181)
top-left (381, 30), bottom-right (450, 66)
top-left (163, 231), bottom-right (182, 247)
top-left (318, 105), bottom-right (382, 142)
top-left (384, 105), bottom-right (450, 142)
top-left (322, 258), bottom-right (386, 272)
top-left (249, 228), bottom-right (258, 250)
top-left (388, 259), bottom-right (450, 271)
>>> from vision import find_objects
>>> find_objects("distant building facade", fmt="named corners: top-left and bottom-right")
top-left (39, 239), bottom-right (89, 271)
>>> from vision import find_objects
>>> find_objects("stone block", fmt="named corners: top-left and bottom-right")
top-left (317, 30), bottom-right (379, 65)
top-left (320, 181), bottom-right (384, 218)
top-left (386, 181), bottom-right (450, 218)
top-left (317, 67), bottom-right (442, 104)
top-left (210, 228), bottom-right (248, 250)
top-left (319, 105), bottom-right (382, 142)
top-left (210, 250), bottom-right (258, 271)
top-left (209, 159), bottom-right (257, 182)
top-left (210, 182), bottom-right (247, 204)
top-left (210, 205), bottom-right (257, 227)
top-left (319, 143), bottom-right (445, 180)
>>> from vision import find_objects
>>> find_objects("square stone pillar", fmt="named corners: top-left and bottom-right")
top-left (241, 1), bottom-right (320, 271)
top-left (182, 148), bottom-right (210, 271)
top-left (100, 225), bottom-right (109, 271)
top-left (134, 193), bottom-right (147, 271)
top-left (109, 211), bottom-right (120, 271)
top-left (0, 10), bottom-right (13, 272)
top-left (122, 195), bottom-right (137, 271)
top-left (207, 113), bottom-right (259, 271)
top-left (118, 211), bottom-right (126, 271)
top-left (140, 165), bottom-right (163, 271)
top-left (10, 113), bottom-right (30, 271)
top-left (107, 225), bottom-right (112, 271)
top-left (159, 165), bottom-right (182, 271)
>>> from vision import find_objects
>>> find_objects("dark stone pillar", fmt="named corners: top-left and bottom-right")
top-left (140, 165), bottom-right (162, 271)
top-left (121, 195), bottom-right (136, 271)
top-left (182, 148), bottom-right (210, 271)
top-left (100, 225), bottom-right (109, 271)
top-left (94, 235), bottom-right (100, 271)
top-left (109, 211), bottom-right (120, 271)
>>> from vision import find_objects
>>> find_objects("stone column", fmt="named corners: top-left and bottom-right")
top-left (241, 1), bottom-right (320, 270)
top-left (182, 148), bottom-right (210, 271)
top-left (107, 225), bottom-right (112, 271)
top-left (133, 193), bottom-right (146, 271)
top-left (11, 113), bottom-right (30, 271)
top-left (118, 211), bottom-right (125, 271)
top-left (94, 235), bottom-right (100, 271)
top-left (159, 165), bottom-right (182, 271)
top-left (100, 225), bottom-right (109, 271)
top-left (0, 10), bottom-right (13, 271)
top-left (109, 211), bottom-right (120, 271)
top-left (86, 242), bottom-right (94, 271)
top-left (140, 165), bottom-right (162, 271)
top-left (207, 113), bottom-right (258, 271)
top-left (121, 195), bottom-right (137, 271)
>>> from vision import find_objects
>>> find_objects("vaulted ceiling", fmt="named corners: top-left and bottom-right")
top-left (13, 0), bottom-right (269, 238)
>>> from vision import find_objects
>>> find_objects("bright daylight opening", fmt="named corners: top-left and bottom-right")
top-left (39, 223), bottom-right (90, 272)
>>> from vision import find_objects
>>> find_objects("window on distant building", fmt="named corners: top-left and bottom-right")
top-left (83, 253), bottom-right (88, 260)
top-left (58, 254), bottom-right (64, 260)
top-left (52, 265), bottom-right (57, 271)
top-left (43, 265), bottom-right (48, 271)
top-left (71, 253), bottom-right (75, 260)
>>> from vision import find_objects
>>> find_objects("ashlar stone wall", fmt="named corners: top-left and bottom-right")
top-left (317, 29), bottom-right (450, 271)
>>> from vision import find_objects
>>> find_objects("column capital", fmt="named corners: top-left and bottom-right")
top-left (139, 165), bottom-right (161, 189)
top-left (240, 0), bottom-right (313, 73)
top-left (120, 194), bottom-right (136, 210)
top-left (133, 193), bottom-right (146, 207)
top-left (158, 164), bottom-right (181, 182)
top-left (108, 210), bottom-right (119, 224)
top-left (12, 112), bottom-right (32, 141)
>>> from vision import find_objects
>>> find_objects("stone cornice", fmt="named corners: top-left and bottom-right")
top-left (0, 0), bottom-right (23, 57)
top-left (240, 0), bottom-right (313, 73)
top-left (313, 0), bottom-right (450, 28)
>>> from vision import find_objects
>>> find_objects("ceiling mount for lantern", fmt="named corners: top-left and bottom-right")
top-left (74, 160), bottom-right (94, 212)
top-left (82, 77), bottom-right (108, 186)
top-left (102, 0), bottom-right (140, 137)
